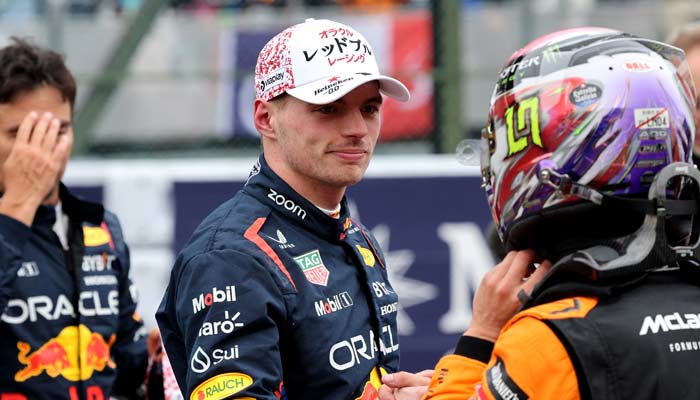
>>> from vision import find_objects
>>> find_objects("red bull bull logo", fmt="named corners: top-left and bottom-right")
top-left (14, 324), bottom-right (116, 382)
top-left (85, 332), bottom-right (116, 371)
top-left (354, 367), bottom-right (386, 400)
top-left (14, 340), bottom-right (71, 382)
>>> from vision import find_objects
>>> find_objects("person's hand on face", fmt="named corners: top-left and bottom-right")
top-left (0, 111), bottom-right (71, 226)
top-left (466, 250), bottom-right (552, 342)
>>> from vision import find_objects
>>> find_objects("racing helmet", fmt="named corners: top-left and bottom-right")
top-left (481, 28), bottom-right (697, 255)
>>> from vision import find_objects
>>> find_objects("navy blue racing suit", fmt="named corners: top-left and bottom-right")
top-left (157, 156), bottom-right (400, 400)
top-left (0, 184), bottom-right (148, 399)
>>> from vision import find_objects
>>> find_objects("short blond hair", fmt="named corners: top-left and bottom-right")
top-left (667, 22), bottom-right (700, 52)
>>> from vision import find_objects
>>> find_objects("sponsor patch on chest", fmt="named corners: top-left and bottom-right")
top-left (293, 250), bottom-right (330, 286)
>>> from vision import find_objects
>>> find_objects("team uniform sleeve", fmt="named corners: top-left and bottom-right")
top-left (0, 214), bottom-right (33, 316)
top-left (105, 214), bottom-right (149, 398)
top-left (424, 317), bottom-right (580, 400)
top-left (157, 249), bottom-right (288, 400)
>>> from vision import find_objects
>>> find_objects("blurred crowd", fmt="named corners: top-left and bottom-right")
top-left (0, 0), bottom-right (520, 17)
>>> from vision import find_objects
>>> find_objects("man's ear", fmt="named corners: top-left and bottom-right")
top-left (254, 99), bottom-right (277, 140)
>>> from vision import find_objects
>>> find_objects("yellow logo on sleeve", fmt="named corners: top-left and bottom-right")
top-left (83, 224), bottom-right (113, 248)
top-left (190, 373), bottom-right (253, 400)
top-left (356, 245), bottom-right (376, 267)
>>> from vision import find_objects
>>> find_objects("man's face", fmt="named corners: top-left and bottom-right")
top-left (268, 82), bottom-right (383, 190)
top-left (686, 46), bottom-right (700, 153)
top-left (0, 85), bottom-right (73, 194)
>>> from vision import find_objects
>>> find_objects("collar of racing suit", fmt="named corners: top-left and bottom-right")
top-left (243, 155), bottom-right (351, 242)
top-left (32, 183), bottom-right (105, 228)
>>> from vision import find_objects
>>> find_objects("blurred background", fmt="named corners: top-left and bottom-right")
top-left (3, 0), bottom-right (698, 373)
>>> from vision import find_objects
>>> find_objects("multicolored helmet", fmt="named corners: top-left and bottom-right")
top-left (481, 27), bottom-right (697, 249)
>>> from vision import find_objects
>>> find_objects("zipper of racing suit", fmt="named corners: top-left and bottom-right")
top-left (358, 226), bottom-right (390, 380)
top-left (66, 219), bottom-right (86, 400)
top-left (347, 225), bottom-right (391, 383)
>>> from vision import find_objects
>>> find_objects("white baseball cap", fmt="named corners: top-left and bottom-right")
top-left (255, 18), bottom-right (410, 104)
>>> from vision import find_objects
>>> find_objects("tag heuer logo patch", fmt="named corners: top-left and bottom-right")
top-left (294, 250), bottom-right (330, 286)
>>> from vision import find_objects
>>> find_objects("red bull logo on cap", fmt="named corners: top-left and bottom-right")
top-left (15, 324), bottom-right (116, 382)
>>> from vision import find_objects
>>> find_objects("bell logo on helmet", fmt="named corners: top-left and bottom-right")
top-left (623, 61), bottom-right (653, 72)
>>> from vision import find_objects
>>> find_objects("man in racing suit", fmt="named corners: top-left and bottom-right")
top-left (0, 38), bottom-right (150, 399)
top-left (381, 28), bottom-right (700, 400)
top-left (156, 18), bottom-right (411, 400)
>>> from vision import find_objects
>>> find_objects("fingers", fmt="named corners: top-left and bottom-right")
top-left (417, 369), bottom-right (434, 378)
top-left (147, 329), bottom-right (162, 357)
top-left (16, 112), bottom-right (38, 144)
top-left (479, 250), bottom-right (518, 291)
top-left (395, 386), bottom-right (430, 400)
top-left (0, 111), bottom-right (69, 223)
top-left (520, 259), bottom-right (552, 296)
top-left (42, 118), bottom-right (60, 152)
top-left (382, 371), bottom-right (431, 389)
top-left (502, 250), bottom-right (537, 286)
top-left (52, 133), bottom-right (72, 162)
top-left (378, 385), bottom-right (397, 400)
top-left (492, 250), bottom-right (518, 276)
top-left (15, 112), bottom-right (63, 154)
top-left (30, 112), bottom-right (53, 147)
top-left (379, 383), bottom-right (429, 400)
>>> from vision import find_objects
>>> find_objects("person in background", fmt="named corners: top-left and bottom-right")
top-left (383, 27), bottom-right (700, 399)
top-left (0, 37), bottom-right (158, 399)
top-left (157, 18), bottom-right (412, 399)
top-left (668, 21), bottom-right (700, 165)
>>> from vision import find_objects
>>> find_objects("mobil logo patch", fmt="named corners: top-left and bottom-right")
top-left (314, 291), bottom-right (353, 317)
top-left (191, 285), bottom-right (237, 314)
top-left (293, 249), bottom-right (330, 286)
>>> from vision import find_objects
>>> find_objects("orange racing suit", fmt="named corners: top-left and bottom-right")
top-left (424, 271), bottom-right (700, 399)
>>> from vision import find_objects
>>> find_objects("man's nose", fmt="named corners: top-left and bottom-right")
top-left (341, 109), bottom-right (370, 137)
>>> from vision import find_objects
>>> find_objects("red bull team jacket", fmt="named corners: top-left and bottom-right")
top-left (0, 185), bottom-right (148, 400)
top-left (156, 156), bottom-right (400, 400)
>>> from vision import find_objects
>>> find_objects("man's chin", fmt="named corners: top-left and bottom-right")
top-left (331, 170), bottom-right (365, 187)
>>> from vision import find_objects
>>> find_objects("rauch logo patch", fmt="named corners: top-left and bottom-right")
top-left (190, 372), bottom-right (252, 400)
